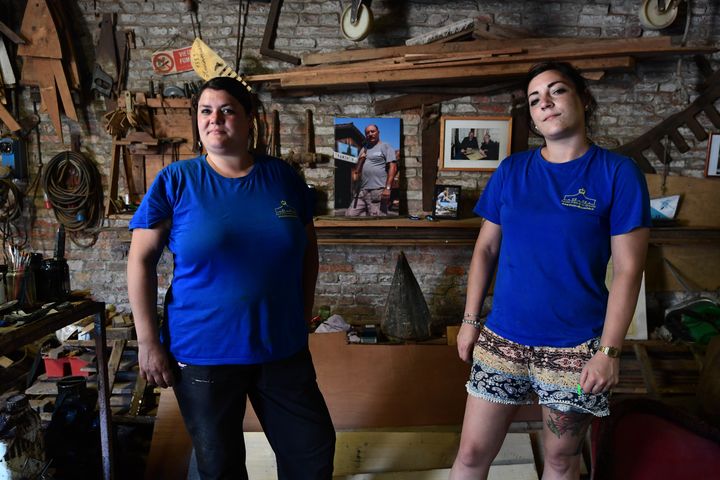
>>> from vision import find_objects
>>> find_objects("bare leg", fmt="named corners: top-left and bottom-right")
top-left (450, 395), bottom-right (520, 480)
top-left (540, 406), bottom-right (592, 480)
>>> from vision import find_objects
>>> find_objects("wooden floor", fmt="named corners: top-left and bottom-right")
top-left (185, 429), bottom-right (538, 480)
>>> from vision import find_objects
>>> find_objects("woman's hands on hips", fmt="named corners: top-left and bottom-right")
top-left (579, 353), bottom-right (619, 394)
top-left (138, 340), bottom-right (176, 388)
top-left (456, 324), bottom-right (481, 363)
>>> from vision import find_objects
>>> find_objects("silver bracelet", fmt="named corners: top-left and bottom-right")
top-left (461, 318), bottom-right (484, 329)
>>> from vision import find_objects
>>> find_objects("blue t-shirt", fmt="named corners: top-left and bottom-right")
top-left (474, 145), bottom-right (651, 347)
top-left (129, 155), bottom-right (314, 364)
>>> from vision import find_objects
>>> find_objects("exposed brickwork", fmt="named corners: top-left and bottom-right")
top-left (2, 0), bottom-right (718, 327)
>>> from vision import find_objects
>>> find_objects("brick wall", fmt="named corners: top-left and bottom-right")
top-left (3, 0), bottom-right (719, 326)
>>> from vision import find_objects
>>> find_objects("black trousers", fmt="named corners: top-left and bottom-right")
top-left (173, 348), bottom-right (336, 480)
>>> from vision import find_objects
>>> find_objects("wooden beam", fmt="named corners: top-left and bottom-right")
top-left (277, 57), bottom-right (636, 89)
top-left (301, 36), bottom-right (637, 66)
top-left (421, 105), bottom-right (441, 212)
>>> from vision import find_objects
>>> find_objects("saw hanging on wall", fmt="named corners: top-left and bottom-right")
top-left (189, 37), bottom-right (252, 91)
top-left (17, 0), bottom-right (79, 143)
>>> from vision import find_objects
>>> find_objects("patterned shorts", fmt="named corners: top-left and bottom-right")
top-left (466, 327), bottom-right (610, 417)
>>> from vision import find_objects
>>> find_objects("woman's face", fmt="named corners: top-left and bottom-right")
top-left (197, 88), bottom-right (252, 155)
top-left (527, 69), bottom-right (587, 141)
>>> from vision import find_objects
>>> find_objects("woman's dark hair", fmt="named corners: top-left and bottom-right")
top-left (524, 61), bottom-right (597, 130)
top-left (193, 76), bottom-right (255, 115)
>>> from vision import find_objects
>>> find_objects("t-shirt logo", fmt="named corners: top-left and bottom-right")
top-left (561, 188), bottom-right (597, 211)
top-left (274, 200), bottom-right (298, 218)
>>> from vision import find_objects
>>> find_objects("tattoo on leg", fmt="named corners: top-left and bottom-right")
top-left (546, 411), bottom-right (592, 441)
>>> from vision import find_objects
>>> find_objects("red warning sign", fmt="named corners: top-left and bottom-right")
top-left (151, 46), bottom-right (193, 75)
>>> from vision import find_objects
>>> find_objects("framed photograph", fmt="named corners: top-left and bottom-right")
top-left (432, 184), bottom-right (461, 219)
top-left (332, 117), bottom-right (402, 216)
top-left (439, 116), bottom-right (512, 171)
top-left (705, 132), bottom-right (720, 177)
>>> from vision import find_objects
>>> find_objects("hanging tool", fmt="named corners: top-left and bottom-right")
top-left (260, 0), bottom-right (301, 65)
top-left (267, 110), bottom-right (280, 157)
top-left (282, 110), bottom-right (329, 166)
top-left (340, 0), bottom-right (373, 42)
top-left (190, 37), bottom-right (253, 92)
top-left (17, 0), bottom-right (77, 143)
top-left (92, 14), bottom-right (118, 98)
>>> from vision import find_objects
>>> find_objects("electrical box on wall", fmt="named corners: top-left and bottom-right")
top-left (0, 136), bottom-right (27, 179)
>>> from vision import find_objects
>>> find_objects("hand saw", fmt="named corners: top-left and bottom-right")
top-left (190, 38), bottom-right (252, 91)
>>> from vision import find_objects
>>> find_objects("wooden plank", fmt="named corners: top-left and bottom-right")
top-left (243, 431), bottom-right (534, 477)
top-left (0, 101), bottom-right (20, 132)
top-left (17, 0), bottom-right (62, 59)
top-left (335, 464), bottom-right (539, 479)
top-left (277, 57), bottom-right (635, 89)
top-left (646, 244), bottom-right (720, 292)
top-left (105, 143), bottom-right (122, 216)
top-left (301, 36), bottom-right (669, 66)
top-left (146, 332), bottom-right (542, 479)
top-left (374, 80), bottom-right (519, 115)
top-left (107, 339), bottom-right (127, 393)
top-left (256, 49), bottom-right (636, 86)
top-left (633, 344), bottom-right (660, 395)
top-left (51, 58), bottom-right (77, 121)
top-left (145, 386), bottom-right (193, 480)
top-left (421, 105), bottom-right (441, 212)
top-left (645, 174), bottom-right (720, 228)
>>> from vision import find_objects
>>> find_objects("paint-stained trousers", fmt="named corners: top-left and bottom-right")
top-left (173, 348), bottom-right (336, 480)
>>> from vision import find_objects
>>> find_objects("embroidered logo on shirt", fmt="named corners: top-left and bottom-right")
top-left (561, 188), bottom-right (597, 211)
top-left (274, 200), bottom-right (298, 218)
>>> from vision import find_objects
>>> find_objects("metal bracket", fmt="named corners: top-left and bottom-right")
top-left (260, 0), bottom-right (301, 65)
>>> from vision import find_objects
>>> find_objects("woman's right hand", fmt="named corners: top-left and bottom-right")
top-left (457, 324), bottom-right (481, 363)
top-left (138, 340), bottom-right (175, 388)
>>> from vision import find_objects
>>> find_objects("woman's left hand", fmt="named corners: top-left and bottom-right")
top-left (579, 353), bottom-right (619, 394)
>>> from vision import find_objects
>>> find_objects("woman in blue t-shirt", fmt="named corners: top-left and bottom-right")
top-left (127, 77), bottom-right (335, 479)
top-left (450, 62), bottom-right (651, 479)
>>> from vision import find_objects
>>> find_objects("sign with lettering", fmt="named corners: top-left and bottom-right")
top-left (151, 46), bottom-right (193, 75)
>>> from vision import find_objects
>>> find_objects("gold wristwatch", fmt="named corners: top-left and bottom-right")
top-left (597, 345), bottom-right (621, 358)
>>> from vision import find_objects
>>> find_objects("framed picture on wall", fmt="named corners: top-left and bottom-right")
top-left (439, 116), bottom-right (512, 171)
top-left (432, 184), bottom-right (461, 219)
top-left (705, 133), bottom-right (720, 177)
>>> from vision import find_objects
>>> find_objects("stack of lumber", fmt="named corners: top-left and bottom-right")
top-left (247, 36), bottom-right (716, 91)
top-left (24, 313), bottom-right (157, 423)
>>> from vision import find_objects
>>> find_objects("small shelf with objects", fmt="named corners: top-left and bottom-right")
top-left (104, 90), bottom-right (200, 216)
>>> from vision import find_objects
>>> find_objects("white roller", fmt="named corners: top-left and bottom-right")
top-left (341, 3), bottom-right (373, 42)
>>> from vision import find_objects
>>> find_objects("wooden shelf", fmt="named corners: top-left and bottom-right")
top-left (314, 217), bottom-right (720, 246)
top-left (314, 217), bottom-right (482, 245)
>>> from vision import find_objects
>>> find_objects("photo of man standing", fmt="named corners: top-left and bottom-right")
top-left (345, 123), bottom-right (398, 217)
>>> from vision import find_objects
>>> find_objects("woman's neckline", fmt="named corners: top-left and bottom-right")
top-left (204, 153), bottom-right (256, 178)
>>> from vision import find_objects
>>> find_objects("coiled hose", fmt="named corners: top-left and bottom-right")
top-left (42, 151), bottom-right (104, 246)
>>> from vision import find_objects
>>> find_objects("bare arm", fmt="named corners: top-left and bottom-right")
top-left (457, 220), bottom-right (502, 363)
top-left (382, 161), bottom-right (398, 197)
top-left (127, 221), bottom-right (175, 388)
top-left (580, 227), bottom-right (649, 393)
top-left (351, 148), bottom-right (367, 182)
top-left (302, 222), bottom-right (319, 324)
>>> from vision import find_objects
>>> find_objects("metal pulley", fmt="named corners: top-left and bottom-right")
top-left (639, 0), bottom-right (683, 30)
top-left (341, 0), bottom-right (373, 42)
